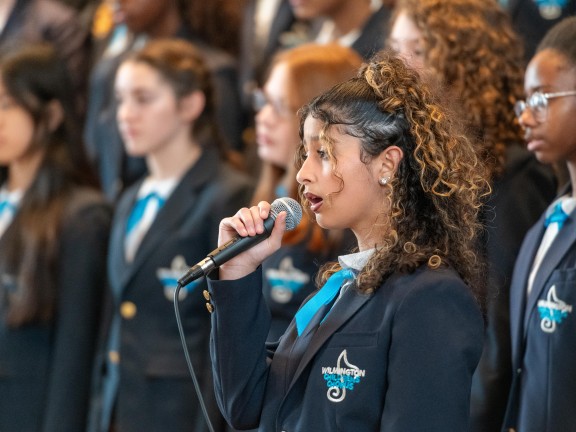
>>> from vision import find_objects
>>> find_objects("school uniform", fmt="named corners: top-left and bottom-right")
top-left (313, 4), bottom-right (392, 61)
top-left (0, 188), bottom-right (111, 432)
top-left (208, 251), bottom-right (484, 431)
top-left (87, 147), bottom-right (253, 432)
top-left (470, 145), bottom-right (556, 432)
top-left (504, 185), bottom-right (576, 432)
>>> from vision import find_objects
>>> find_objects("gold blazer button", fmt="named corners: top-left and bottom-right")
top-left (120, 301), bottom-right (137, 319)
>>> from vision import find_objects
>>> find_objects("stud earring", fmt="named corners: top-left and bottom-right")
top-left (379, 176), bottom-right (390, 186)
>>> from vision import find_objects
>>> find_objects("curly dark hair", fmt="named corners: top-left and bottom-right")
top-left (296, 50), bottom-right (490, 300)
top-left (391, 0), bottom-right (526, 180)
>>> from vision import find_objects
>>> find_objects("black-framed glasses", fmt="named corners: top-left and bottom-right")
top-left (251, 88), bottom-right (295, 119)
top-left (514, 90), bottom-right (576, 122)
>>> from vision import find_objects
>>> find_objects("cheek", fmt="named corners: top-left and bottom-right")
top-left (0, 128), bottom-right (35, 163)
top-left (547, 105), bottom-right (576, 148)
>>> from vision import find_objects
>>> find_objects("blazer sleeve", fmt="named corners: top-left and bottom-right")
top-left (208, 267), bottom-right (274, 428)
top-left (42, 200), bottom-right (112, 432)
top-left (380, 275), bottom-right (484, 432)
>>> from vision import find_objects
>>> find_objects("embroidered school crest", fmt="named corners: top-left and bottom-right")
top-left (156, 255), bottom-right (202, 301)
top-left (321, 350), bottom-right (366, 403)
top-left (265, 257), bottom-right (310, 303)
top-left (537, 284), bottom-right (573, 333)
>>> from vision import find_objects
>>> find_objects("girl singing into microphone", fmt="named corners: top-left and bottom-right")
top-left (206, 50), bottom-right (490, 431)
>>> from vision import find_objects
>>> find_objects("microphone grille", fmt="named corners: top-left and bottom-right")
top-left (270, 197), bottom-right (303, 231)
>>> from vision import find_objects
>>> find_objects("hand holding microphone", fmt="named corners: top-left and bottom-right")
top-left (178, 197), bottom-right (302, 286)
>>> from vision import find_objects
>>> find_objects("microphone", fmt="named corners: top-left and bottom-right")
top-left (177, 197), bottom-right (303, 287)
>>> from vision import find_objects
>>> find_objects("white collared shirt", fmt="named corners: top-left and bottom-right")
top-left (124, 176), bottom-right (178, 262)
top-left (0, 187), bottom-right (23, 238)
top-left (527, 195), bottom-right (576, 295)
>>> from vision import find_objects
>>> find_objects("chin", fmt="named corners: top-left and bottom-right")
top-left (314, 215), bottom-right (340, 231)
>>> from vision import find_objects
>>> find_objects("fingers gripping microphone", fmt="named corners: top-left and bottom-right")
top-left (177, 197), bottom-right (303, 287)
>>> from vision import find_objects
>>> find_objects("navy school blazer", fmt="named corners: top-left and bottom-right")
top-left (504, 186), bottom-right (576, 432)
top-left (208, 264), bottom-right (484, 431)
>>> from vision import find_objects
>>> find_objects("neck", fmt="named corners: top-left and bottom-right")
top-left (8, 151), bottom-right (44, 192)
top-left (328, 0), bottom-right (372, 39)
top-left (146, 136), bottom-right (202, 181)
top-left (568, 162), bottom-right (576, 198)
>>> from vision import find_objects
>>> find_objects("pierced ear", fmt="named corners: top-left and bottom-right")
top-left (46, 100), bottom-right (64, 132)
top-left (180, 90), bottom-right (206, 122)
top-left (376, 145), bottom-right (404, 181)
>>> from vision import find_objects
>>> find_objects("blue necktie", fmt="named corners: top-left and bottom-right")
top-left (544, 201), bottom-right (569, 229)
top-left (125, 192), bottom-right (166, 234)
top-left (295, 268), bottom-right (355, 336)
top-left (0, 200), bottom-right (16, 215)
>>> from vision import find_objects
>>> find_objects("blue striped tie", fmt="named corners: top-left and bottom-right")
top-left (295, 268), bottom-right (355, 336)
top-left (126, 192), bottom-right (166, 234)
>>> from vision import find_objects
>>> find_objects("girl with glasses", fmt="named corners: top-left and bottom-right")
top-left (388, 2), bottom-right (558, 429)
top-left (505, 16), bottom-right (576, 432)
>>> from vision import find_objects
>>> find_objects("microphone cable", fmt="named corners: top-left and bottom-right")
top-left (174, 282), bottom-right (215, 432)
top-left (173, 197), bottom-right (302, 432)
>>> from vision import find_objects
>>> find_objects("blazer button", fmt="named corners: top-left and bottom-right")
top-left (205, 302), bottom-right (214, 313)
top-left (203, 290), bottom-right (211, 301)
top-left (108, 351), bottom-right (120, 364)
top-left (120, 301), bottom-right (137, 319)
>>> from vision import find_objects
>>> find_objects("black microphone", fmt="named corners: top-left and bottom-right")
top-left (177, 197), bottom-right (303, 287)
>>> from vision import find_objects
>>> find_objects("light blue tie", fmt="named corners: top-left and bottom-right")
top-left (544, 201), bottom-right (569, 229)
top-left (0, 199), bottom-right (16, 215)
top-left (295, 268), bottom-right (355, 336)
top-left (125, 192), bottom-right (166, 234)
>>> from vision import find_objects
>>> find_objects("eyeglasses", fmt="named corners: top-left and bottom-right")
top-left (514, 90), bottom-right (576, 122)
top-left (251, 88), bottom-right (295, 119)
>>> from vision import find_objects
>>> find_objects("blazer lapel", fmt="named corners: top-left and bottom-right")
top-left (289, 286), bottom-right (371, 387)
top-left (108, 183), bottom-right (140, 300)
top-left (509, 220), bottom-right (543, 361)
top-left (117, 149), bottom-right (216, 290)
top-left (523, 215), bottom-right (576, 332)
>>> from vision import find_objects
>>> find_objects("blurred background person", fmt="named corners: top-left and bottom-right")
top-left (290, 0), bottom-right (394, 60)
top-left (87, 38), bottom-right (253, 432)
top-left (388, 1), bottom-right (557, 430)
top-left (84, 0), bottom-right (244, 201)
top-left (505, 16), bottom-right (576, 432)
top-left (239, 0), bottom-right (394, 163)
top-left (251, 42), bottom-right (361, 341)
top-left (0, 0), bottom-right (92, 116)
top-left (238, 0), bottom-right (302, 138)
top-left (0, 42), bottom-right (110, 432)
top-left (501, 0), bottom-right (575, 63)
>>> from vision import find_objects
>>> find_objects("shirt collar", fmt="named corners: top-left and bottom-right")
top-left (338, 248), bottom-right (375, 272)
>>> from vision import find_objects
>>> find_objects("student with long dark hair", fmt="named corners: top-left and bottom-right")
top-left (0, 42), bottom-right (111, 432)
